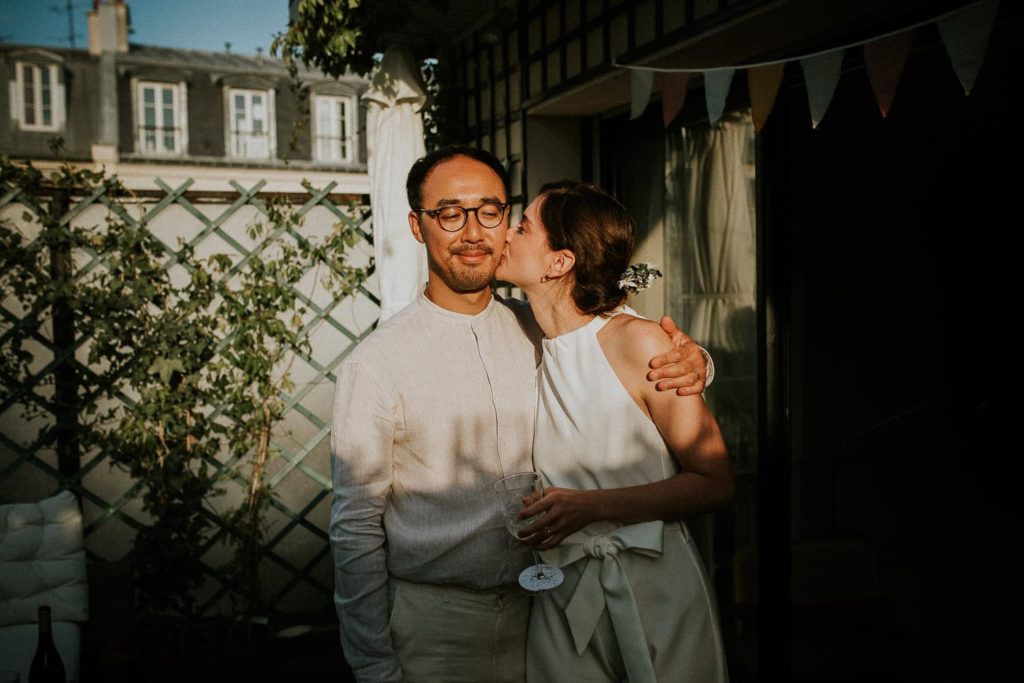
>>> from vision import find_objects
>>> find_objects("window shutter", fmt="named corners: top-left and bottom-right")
top-left (53, 77), bottom-right (66, 130)
top-left (178, 82), bottom-right (189, 154)
top-left (268, 88), bottom-right (277, 159)
top-left (132, 78), bottom-right (143, 153)
top-left (9, 79), bottom-right (21, 123)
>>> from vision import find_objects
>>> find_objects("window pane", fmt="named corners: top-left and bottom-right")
top-left (323, 138), bottom-right (338, 161)
top-left (142, 86), bottom-right (155, 151)
top-left (329, 99), bottom-right (341, 136)
top-left (339, 100), bottom-right (348, 157)
top-left (317, 99), bottom-right (331, 134)
top-left (40, 67), bottom-right (52, 126)
top-left (138, 84), bottom-right (182, 153)
top-left (229, 90), bottom-right (273, 158)
top-left (41, 71), bottom-right (52, 126)
top-left (42, 94), bottom-right (51, 125)
top-left (22, 65), bottom-right (36, 125)
top-left (315, 96), bottom-right (353, 162)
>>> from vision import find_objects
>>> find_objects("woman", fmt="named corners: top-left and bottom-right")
top-left (495, 181), bottom-right (733, 682)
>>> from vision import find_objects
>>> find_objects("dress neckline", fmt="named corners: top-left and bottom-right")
top-left (542, 312), bottom-right (618, 355)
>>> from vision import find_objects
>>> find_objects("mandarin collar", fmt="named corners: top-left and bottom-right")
top-left (417, 290), bottom-right (497, 324)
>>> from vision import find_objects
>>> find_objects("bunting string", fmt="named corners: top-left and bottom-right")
top-left (615, 0), bottom-right (1000, 130)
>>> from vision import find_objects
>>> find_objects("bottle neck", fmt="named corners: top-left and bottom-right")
top-left (38, 606), bottom-right (52, 635)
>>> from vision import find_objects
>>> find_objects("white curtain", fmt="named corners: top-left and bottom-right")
top-left (665, 110), bottom-right (758, 544)
top-left (665, 110), bottom-right (757, 355)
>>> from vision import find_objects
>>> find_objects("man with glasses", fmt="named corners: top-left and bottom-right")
top-left (330, 145), bottom-right (709, 682)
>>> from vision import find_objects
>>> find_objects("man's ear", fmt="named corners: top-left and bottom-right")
top-left (546, 249), bottom-right (576, 280)
top-left (409, 211), bottom-right (425, 244)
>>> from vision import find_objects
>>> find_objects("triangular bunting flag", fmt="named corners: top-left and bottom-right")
top-left (800, 49), bottom-right (845, 128)
top-left (864, 29), bottom-right (915, 117)
top-left (747, 63), bottom-right (785, 133)
top-left (630, 69), bottom-right (655, 120)
top-left (704, 68), bottom-right (736, 126)
top-left (661, 72), bottom-right (691, 128)
top-left (938, 0), bottom-right (1000, 95)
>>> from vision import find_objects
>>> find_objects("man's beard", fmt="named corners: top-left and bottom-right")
top-left (439, 245), bottom-right (497, 292)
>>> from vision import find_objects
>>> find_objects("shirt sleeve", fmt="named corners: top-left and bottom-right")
top-left (330, 360), bottom-right (403, 683)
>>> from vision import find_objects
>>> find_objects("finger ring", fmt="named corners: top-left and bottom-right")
top-left (544, 526), bottom-right (552, 536)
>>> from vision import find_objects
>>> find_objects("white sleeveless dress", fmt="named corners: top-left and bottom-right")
top-left (527, 313), bottom-right (728, 683)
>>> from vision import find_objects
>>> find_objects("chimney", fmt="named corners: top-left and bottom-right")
top-left (87, 0), bottom-right (128, 165)
top-left (88, 0), bottom-right (129, 56)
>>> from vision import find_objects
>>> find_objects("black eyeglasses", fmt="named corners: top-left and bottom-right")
top-left (416, 202), bottom-right (510, 232)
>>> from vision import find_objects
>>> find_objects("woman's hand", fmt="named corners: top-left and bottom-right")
top-left (517, 486), bottom-right (599, 550)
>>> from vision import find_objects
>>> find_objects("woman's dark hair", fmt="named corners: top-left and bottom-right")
top-left (537, 180), bottom-right (635, 316)
top-left (406, 145), bottom-right (509, 210)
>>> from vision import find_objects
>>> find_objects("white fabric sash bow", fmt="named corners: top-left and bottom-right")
top-left (548, 520), bottom-right (665, 683)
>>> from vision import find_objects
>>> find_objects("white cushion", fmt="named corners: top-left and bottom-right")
top-left (0, 490), bottom-right (88, 626)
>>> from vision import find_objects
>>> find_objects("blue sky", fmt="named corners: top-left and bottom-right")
top-left (0, 0), bottom-right (289, 55)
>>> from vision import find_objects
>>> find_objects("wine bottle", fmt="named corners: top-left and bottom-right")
top-left (29, 605), bottom-right (66, 683)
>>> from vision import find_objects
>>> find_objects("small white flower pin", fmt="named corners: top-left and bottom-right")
top-left (616, 263), bottom-right (663, 294)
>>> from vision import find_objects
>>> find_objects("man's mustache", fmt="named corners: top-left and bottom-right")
top-left (450, 245), bottom-right (494, 255)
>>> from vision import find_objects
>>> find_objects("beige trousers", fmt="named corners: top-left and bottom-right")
top-left (526, 523), bottom-right (728, 683)
top-left (389, 578), bottom-right (531, 683)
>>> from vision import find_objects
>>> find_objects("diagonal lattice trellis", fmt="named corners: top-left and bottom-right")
top-left (0, 175), bottom-right (380, 617)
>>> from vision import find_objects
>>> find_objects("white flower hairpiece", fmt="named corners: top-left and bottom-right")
top-left (617, 263), bottom-right (663, 294)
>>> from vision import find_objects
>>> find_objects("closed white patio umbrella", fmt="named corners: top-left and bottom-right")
top-left (363, 47), bottom-right (429, 322)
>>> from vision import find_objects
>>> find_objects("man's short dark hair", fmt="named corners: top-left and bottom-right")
top-left (406, 145), bottom-right (509, 210)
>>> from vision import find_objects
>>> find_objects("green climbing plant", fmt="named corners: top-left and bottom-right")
top-left (1, 148), bottom-right (370, 626)
top-left (212, 195), bottom-right (368, 629)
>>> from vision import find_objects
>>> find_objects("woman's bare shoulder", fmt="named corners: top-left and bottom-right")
top-left (601, 313), bottom-right (673, 362)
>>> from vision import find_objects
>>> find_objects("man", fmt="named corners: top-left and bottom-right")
top-left (330, 145), bottom-right (709, 682)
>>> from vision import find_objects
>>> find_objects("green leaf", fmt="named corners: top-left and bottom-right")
top-left (148, 357), bottom-right (187, 384)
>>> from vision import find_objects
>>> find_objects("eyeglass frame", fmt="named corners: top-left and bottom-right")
top-left (415, 202), bottom-right (511, 232)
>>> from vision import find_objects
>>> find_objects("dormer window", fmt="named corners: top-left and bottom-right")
top-left (313, 94), bottom-right (357, 164)
top-left (227, 88), bottom-right (275, 160)
top-left (135, 80), bottom-right (188, 155)
top-left (10, 61), bottom-right (64, 132)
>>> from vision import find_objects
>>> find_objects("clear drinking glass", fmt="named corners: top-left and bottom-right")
top-left (494, 471), bottom-right (565, 591)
